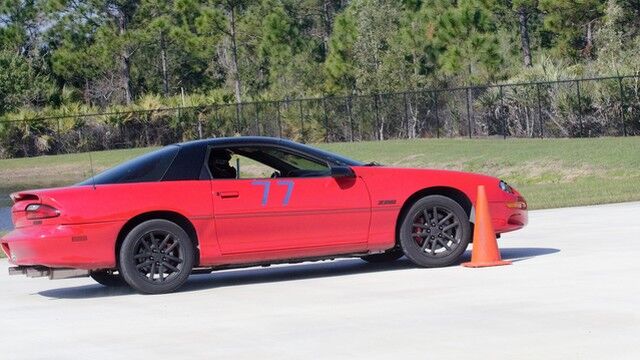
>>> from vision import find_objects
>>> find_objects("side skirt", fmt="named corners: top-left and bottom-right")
top-left (195, 251), bottom-right (375, 274)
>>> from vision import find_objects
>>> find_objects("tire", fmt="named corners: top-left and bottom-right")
top-left (361, 248), bottom-right (404, 263)
top-left (119, 219), bottom-right (195, 294)
top-left (399, 195), bottom-right (471, 268)
top-left (90, 269), bottom-right (126, 287)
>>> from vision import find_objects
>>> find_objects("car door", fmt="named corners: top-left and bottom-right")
top-left (210, 146), bottom-right (371, 256)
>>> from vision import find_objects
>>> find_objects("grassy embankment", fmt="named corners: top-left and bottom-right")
top-left (1, 137), bottom-right (639, 210)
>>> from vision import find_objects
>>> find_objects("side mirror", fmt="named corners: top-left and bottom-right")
top-left (330, 166), bottom-right (355, 178)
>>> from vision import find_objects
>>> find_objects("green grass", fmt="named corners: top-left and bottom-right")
top-left (320, 137), bottom-right (640, 209)
top-left (1, 137), bottom-right (639, 210)
top-left (0, 147), bottom-right (156, 207)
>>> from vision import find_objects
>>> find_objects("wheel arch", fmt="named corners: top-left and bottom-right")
top-left (395, 186), bottom-right (473, 245)
top-left (115, 211), bottom-right (200, 267)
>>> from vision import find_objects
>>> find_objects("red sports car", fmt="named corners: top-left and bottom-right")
top-left (2, 137), bottom-right (527, 294)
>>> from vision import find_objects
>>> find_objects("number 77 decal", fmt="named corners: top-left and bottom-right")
top-left (252, 180), bottom-right (294, 206)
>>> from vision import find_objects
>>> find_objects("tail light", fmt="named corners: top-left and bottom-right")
top-left (1, 243), bottom-right (10, 260)
top-left (25, 204), bottom-right (60, 220)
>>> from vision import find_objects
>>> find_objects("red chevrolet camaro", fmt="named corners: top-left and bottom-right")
top-left (1, 137), bottom-right (527, 294)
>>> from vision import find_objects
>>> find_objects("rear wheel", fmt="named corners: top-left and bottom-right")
top-left (119, 219), bottom-right (195, 294)
top-left (399, 195), bottom-right (471, 267)
top-left (360, 248), bottom-right (403, 263)
top-left (90, 269), bottom-right (125, 287)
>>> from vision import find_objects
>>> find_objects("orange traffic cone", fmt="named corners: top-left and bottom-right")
top-left (462, 185), bottom-right (512, 268)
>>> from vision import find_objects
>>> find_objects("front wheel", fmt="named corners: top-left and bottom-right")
top-left (399, 195), bottom-right (471, 267)
top-left (119, 219), bottom-right (195, 294)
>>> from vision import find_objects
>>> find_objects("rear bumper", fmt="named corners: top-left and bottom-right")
top-left (1, 221), bottom-right (123, 270)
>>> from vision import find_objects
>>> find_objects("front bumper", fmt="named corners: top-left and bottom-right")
top-left (488, 201), bottom-right (528, 234)
top-left (1, 221), bottom-right (123, 270)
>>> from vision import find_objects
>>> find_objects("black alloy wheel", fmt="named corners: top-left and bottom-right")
top-left (400, 195), bottom-right (471, 267)
top-left (119, 220), bottom-right (194, 294)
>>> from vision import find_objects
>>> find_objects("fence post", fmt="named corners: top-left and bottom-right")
top-left (346, 96), bottom-right (354, 142)
top-left (255, 102), bottom-right (261, 136)
top-left (142, 112), bottom-right (148, 147)
top-left (276, 101), bottom-right (282, 138)
top-left (122, 119), bottom-right (128, 149)
top-left (575, 80), bottom-right (584, 137)
top-left (536, 83), bottom-right (544, 138)
top-left (298, 100), bottom-right (305, 142)
top-left (214, 105), bottom-right (222, 137)
top-left (499, 86), bottom-right (506, 139)
top-left (197, 108), bottom-right (203, 139)
top-left (235, 103), bottom-right (241, 134)
top-left (373, 94), bottom-right (381, 141)
top-left (466, 87), bottom-right (472, 138)
top-left (433, 91), bottom-right (440, 139)
top-left (358, 98), bottom-right (364, 140)
top-left (322, 97), bottom-right (329, 142)
top-left (403, 92), bottom-right (410, 139)
top-left (617, 76), bottom-right (628, 137)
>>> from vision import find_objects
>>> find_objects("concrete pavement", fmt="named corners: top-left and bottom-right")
top-left (1, 202), bottom-right (639, 359)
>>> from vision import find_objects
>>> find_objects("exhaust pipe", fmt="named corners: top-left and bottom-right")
top-left (9, 266), bottom-right (89, 280)
top-left (8, 266), bottom-right (29, 276)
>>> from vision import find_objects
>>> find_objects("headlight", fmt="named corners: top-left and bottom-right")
top-left (498, 180), bottom-right (514, 194)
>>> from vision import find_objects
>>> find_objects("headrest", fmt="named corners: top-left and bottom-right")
top-left (210, 149), bottom-right (232, 163)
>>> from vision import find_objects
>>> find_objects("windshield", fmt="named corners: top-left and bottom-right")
top-left (78, 145), bottom-right (180, 186)
top-left (284, 141), bottom-right (364, 166)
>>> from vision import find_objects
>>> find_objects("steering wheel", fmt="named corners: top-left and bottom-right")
top-left (270, 171), bottom-right (281, 178)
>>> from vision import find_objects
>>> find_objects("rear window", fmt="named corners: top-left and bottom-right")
top-left (78, 146), bottom-right (179, 185)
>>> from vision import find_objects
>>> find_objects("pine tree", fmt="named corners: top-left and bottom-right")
top-left (436, 0), bottom-right (503, 82)
top-left (539, 0), bottom-right (606, 59)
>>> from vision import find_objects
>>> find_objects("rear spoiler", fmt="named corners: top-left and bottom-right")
top-left (10, 192), bottom-right (40, 205)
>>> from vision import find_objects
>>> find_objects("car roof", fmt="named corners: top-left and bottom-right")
top-left (177, 136), bottom-right (362, 166)
top-left (178, 136), bottom-right (287, 148)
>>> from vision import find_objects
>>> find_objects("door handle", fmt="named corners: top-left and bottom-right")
top-left (217, 191), bottom-right (239, 199)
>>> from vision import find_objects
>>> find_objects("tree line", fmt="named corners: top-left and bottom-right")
top-left (1, 0), bottom-right (639, 118)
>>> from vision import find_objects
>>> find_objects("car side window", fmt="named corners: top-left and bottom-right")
top-left (206, 146), bottom-right (330, 179)
top-left (79, 146), bottom-right (179, 185)
top-left (231, 154), bottom-right (278, 179)
top-left (261, 148), bottom-right (328, 173)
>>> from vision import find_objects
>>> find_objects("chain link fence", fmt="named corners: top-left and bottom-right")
top-left (1, 75), bottom-right (639, 158)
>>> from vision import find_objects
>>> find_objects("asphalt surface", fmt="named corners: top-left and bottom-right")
top-left (1, 202), bottom-right (639, 359)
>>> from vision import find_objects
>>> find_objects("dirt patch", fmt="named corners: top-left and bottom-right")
top-left (480, 160), bottom-right (609, 185)
top-left (514, 161), bottom-right (606, 181)
top-left (386, 154), bottom-right (609, 185)
top-left (0, 163), bottom-right (106, 183)
top-left (390, 154), bottom-right (427, 166)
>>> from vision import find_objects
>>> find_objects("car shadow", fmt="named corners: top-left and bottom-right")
top-left (498, 247), bottom-right (561, 262)
top-left (37, 247), bottom-right (560, 299)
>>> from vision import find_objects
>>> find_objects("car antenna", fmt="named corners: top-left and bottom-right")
top-left (89, 151), bottom-right (97, 190)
